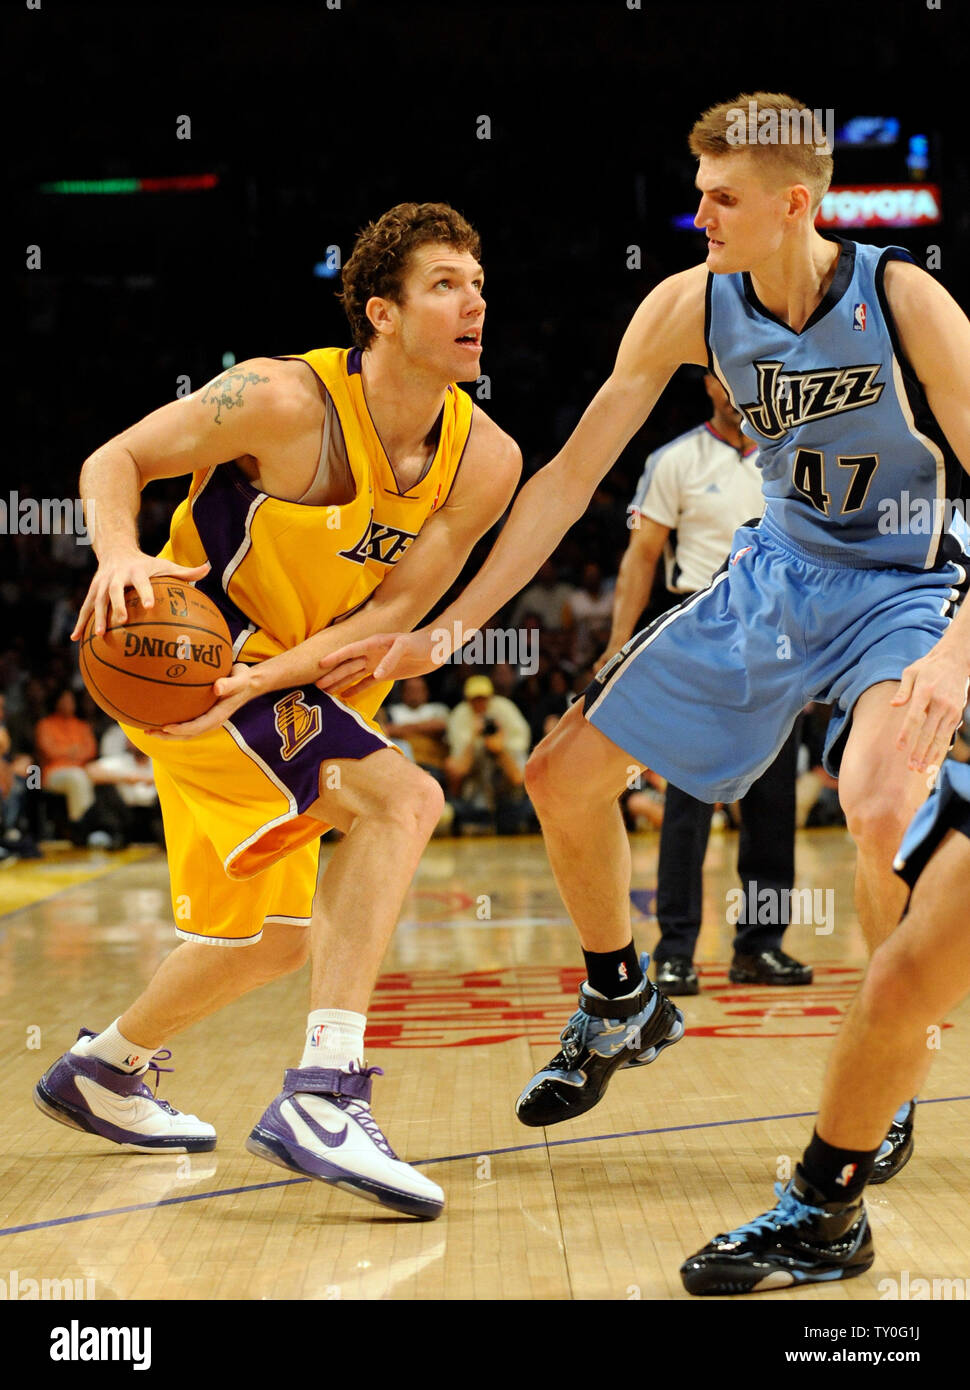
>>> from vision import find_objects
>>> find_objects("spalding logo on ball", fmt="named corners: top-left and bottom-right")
top-left (80, 577), bottom-right (233, 730)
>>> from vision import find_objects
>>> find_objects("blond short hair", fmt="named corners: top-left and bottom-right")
top-left (688, 92), bottom-right (833, 213)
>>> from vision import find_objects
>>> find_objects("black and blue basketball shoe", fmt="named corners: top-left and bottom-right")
top-left (680, 1177), bottom-right (874, 1295)
top-left (515, 954), bottom-right (684, 1127)
top-left (870, 1100), bottom-right (915, 1184)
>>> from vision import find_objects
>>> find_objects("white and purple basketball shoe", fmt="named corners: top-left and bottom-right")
top-left (33, 1029), bottom-right (216, 1152)
top-left (246, 1064), bottom-right (444, 1220)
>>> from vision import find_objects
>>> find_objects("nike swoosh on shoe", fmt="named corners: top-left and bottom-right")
top-left (74, 1075), bottom-right (149, 1125)
top-left (286, 1096), bottom-right (349, 1149)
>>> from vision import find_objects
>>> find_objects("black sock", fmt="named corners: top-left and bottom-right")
top-left (797, 1129), bottom-right (880, 1202)
top-left (582, 942), bottom-right (643, 999)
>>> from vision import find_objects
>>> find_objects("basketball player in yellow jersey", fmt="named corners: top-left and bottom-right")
top-left (33, 203), bottom-right (521, 1219)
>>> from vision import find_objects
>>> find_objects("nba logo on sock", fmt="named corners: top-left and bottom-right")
top-left (310, 1024), bottom-right (326, 1047)
top-left (834, 1162), bottom-right (857, 1187)
top-left (852, 302), bottom-right (867, 331)
top-left (618, 963), bottom-right (628, 982)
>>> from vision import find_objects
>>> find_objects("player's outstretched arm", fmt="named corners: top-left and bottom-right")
top-left (884, 262), bottom-right (970, 771)
top-left (318, 266), bottom-right (708, 690)
top-left (73, 360), bottom-right (313, 638)
top-left (154, 412), bottom-right (522, 733)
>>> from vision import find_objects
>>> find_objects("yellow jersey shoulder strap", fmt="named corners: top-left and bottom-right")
top-left (286, 347), bottom-right (473, 512)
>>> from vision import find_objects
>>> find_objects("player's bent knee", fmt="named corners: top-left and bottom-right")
top-left (523, 744), bottom-right (551, 803)
top-left (379, 764), bottom-right (445, 839)
top-left (524, 744), bottom-right (572, 812)
top-left (525, 728), bottom-right (624, 814)
top-left (842, 792), bottom-right (912, 858)
top-left (524, 726), bottom-right (582, 806)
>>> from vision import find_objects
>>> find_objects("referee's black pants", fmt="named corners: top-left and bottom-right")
top-left (654, 721), bottom-right (800, 961)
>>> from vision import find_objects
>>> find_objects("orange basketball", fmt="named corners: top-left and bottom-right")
top-left (79, 576), bottom-right (233, 730)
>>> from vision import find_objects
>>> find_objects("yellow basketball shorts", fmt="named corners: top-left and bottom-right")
top-left (126, 683), bottom-right (393, 946)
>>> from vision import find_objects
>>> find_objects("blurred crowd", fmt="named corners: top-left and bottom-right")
top-left (11, 368), bottom-right (970, 859)
top-left (6, 530), bottom-right (916, 861)
top-left (0, 554), bottom-right (623, 856)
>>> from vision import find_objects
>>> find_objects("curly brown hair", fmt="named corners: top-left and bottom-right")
top-left (338, 202), bottom-right (482, 349)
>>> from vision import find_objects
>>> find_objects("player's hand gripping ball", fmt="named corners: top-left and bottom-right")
top-left (79, 577), bottom-right (233, 730)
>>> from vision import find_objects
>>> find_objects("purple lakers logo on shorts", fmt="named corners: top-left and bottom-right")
top-left (274, 691), bottom-right (322, 762)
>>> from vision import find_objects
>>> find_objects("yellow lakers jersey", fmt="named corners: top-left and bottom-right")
top-left (160, 347), bottom-right (473, 715)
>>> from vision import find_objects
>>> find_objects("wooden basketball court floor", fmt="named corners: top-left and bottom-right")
top-left (1, 825), bottom-right (969, 1303)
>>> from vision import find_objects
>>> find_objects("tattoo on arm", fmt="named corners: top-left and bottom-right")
top-left (201, 369), bottom-right (270, 425)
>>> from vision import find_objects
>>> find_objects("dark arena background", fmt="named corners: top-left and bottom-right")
top-left (5, 0), bottom-right (968, 1352)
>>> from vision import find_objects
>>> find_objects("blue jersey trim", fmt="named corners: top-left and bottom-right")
top-left (740, 234), bottom-right (857, 336)
top-left (873, 251), bottom-right (967, 518)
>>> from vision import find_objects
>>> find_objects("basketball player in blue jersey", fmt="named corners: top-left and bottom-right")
top-left (33, 203), bottom-right (521, 1220)
top-left (317, 93), bottom-right (970, 1272)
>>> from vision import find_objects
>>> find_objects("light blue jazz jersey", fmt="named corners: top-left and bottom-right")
top-left (585, 238), bottom-right (969, 801)
top-left (708, 236), bottom-right (962, 568)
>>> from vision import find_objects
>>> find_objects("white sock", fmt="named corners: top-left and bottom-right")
top-left (75, 1019), bottom-right (158, 1072)
top-left (300, 1009), bottom-right (366, 1071)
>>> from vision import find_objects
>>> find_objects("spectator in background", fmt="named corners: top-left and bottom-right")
top-left (49, 580), bottom-right (92, 651)
top-left (7, 677), bottom-right (49, 757)
top-left (379, 682), bottom-right (456, 838)
top-left (383, 677), bottom-right (450, 782)
top-left (530, 665), bottom-right (573, 744)
top-left (489, 662), bottom-right (522, 703)
top-left (0, 692), bottom-right (41, 860)
top-left (510, 558), bottom-right (574, 632)
top-left (797, 703), bottom-right (847, 829)
top-left (445, 674), bottom-right (535, 834)
top-left (99, 721), bottom-right (131, 759)
top-left (563, 561), bottom-right (615, 668)
top-left (86, 737), bottom-right (162, 846)
top-left (0, 648), bottom-right (28, 719)
top-left (34, 688), bottom-right (98, 840)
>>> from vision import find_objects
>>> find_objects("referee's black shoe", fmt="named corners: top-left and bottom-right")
top-left (656, 957), bottom-right (700, 996)
top-left (869, 1103), bottom-right (915, 1184)
top-left (729, 949), bottom-right (812, 986)
top-left (680, 1176), bottom-right (873, 1296)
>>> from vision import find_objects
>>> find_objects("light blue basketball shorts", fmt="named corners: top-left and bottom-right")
top-left (584, 514), bottom-right (967, 804)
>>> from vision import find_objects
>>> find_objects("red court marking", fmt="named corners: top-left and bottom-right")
top-left (367, 963), bottom-right (904, 1047)
top-left (402, 890), bottom-right (478, 921)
